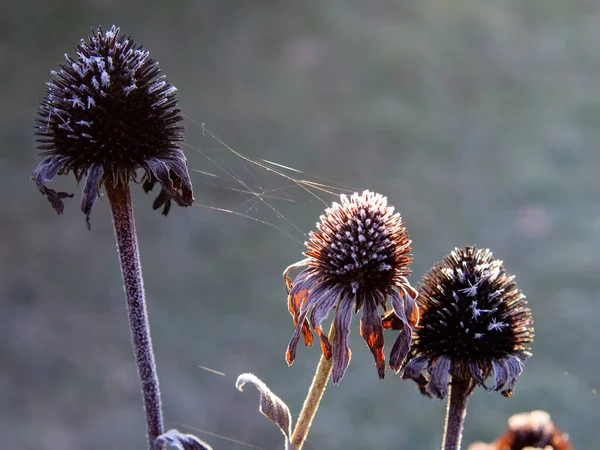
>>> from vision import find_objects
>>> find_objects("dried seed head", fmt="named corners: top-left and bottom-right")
top-left (284, 190), bottom-right (418, 383)
top-left (468, 410), bottom-right (572, 450)
top-left (402, 246), bottom-right (533, 399)
top-left (32, 25), bottom-right (193, 228)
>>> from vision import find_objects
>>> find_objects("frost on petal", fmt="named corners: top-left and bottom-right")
top-left (426, 356), bottom-right (451, 399)
top-left (236, 373), bottom-right (292, 448)
top-left (331, 300), bottom-right (354, 384)
top-left (156, 429), bottom-right (213, 450)
top-left (359, 295), bottom-right (386, 379)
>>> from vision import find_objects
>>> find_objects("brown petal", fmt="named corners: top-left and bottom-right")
top-left (399, 282), bottom-right (419, 327)
top-left (286, 308), bottom-right (312, 366)
top-left (331, 299), bottom-right (354, 384)
top-left (310, 286), bottom-right (339, 360)
top-left (359, 295), bottom-right (386, 379)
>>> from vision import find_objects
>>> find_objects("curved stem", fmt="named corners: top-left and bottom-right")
top-left (290, 322), bottom-right (335, 450)
top-left (442, 377), bottom-right (472, 450)
top-left (105, 180), bottom-right (163, 450)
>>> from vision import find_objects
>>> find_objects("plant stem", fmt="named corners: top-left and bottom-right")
top-left (442, 377), bottom-right (471, 450)
top-left (105, 179), bottom-right (163, 450)
top-left (290, 322), bottom-right (335, 450)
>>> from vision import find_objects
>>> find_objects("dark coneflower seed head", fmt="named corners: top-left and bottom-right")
top-left (468, 410), bottom-right (572, 450)
top-left (284, 190), bottom-right (418, 384)
top-left (32, 25), bottom-right (194, 228)
top-left (402, 246), bottom-right (533, 399)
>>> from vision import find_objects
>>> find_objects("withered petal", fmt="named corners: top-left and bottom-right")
top-left (310, 287), bottom-right (339, 361)
top-left (501, 356), bottom-right (525, 397)
top-left (331, 299), bottom-right (354, 384)
top-left (287, 269), bottom-right (314, 320)
top-left (402, 354), bottom-right (429, 380)
top-left (397, 281), bottom-right (419, 326)
top-left (359, 295), bottom-right (386, 379)
top-left (286, 309), bottom-right (312, 366)
top-left (81, 164), bottom-right (104, 230)
top-left (426, 356), bottom-right (451, 399)
top-left (388, 290), bottom-right (414, 372)
top-left (489, 359), bottom-right (509, 392)
top-left (144, 156), bottom-right (194, 215)
top-left (31, 156), bottom-right (74, 215)
top-left (469, 360), bottom-right (486, 386)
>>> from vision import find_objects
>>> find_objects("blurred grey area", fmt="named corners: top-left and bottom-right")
top-left (1, 1), bottom-right (599, 449)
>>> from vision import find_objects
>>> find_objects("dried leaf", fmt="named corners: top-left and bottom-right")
top-left (155, 429), bottom-right (213, 450)
top-left (236, 373), bottom-right (292, 447)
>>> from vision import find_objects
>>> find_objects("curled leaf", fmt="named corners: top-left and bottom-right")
top-left (236, 373), bottom-right (292, 447)
top-left (156, 429), bottom-right (213, 450)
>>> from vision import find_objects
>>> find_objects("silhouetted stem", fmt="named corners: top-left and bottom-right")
top-left (442, 377), bottom-right (471, 450)
top-left (105, 180), bottom-right (163, 450)
top-left (290, 322), bottom-right (335, 450)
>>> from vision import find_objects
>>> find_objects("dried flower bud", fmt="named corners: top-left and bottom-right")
top-left (468, 410), bottom-right (572, 450)
top-left (284, 190), bottom-right (418, 384)
top-left (32, 25), bottom-right (193, 228)
top-left (402, 246), bottom-right (533, 399)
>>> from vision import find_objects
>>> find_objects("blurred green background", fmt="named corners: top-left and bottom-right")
top-left (2, 1), bottom-right (599, 449)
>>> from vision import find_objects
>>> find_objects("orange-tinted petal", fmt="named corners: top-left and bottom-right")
top-left (286, 309), bottom-right (312, 366)
top-left (331, 300), bottom-right (354, 384)
top-left (359, 295), bottom-right (386, 379)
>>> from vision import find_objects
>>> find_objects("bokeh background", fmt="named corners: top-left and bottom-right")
top-left (2, 1), bottom-right (599, 449)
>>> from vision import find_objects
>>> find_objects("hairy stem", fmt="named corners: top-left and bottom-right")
top-left (106, 180), bottom-right (163, 450)
top-left (442, 377), bottom-right (472, 450)
top-left (290, 323), bottom-right (335, 450)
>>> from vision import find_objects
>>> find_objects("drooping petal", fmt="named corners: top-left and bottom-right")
top-left (309, 285), bottom-right (340, 360)
top-left (489, 359), bottom-right (508, 392)
top-left (401, 355), bottom-right (431, 397)
top-left (398, 281), bottom-right (419, 326)
top-left (81, 164), bottom-right (104, 230)
top-left (426, 355), bottom-right (451, 399)
top-left (31, 156), bottom-right (74, 214)
top-left (388, 290), bottom-right (413, 372)
top-left (286, 308), bottom-right (311, 366)
top-left (331, 298), bottom-right (354, 384)
top-left (468, 360), bottom-right (486, 387)
top-left (501, 355), bottom-right (525, 397)
top-left (143, 156), bottom-right (194, 215)
top-left (287, 269), bottom-right (314, 320)
top-left (402, 354), bottom-right (429, 380)
top-left (359, 294), bottom-right (386, 379)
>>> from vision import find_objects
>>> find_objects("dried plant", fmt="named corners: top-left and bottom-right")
top-left (32, 25), bottom-right (194, 450)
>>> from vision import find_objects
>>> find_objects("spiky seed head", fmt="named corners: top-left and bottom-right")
top-left (32, 25), bottom-right (193, 228)
top-left (284, 190), bottom-right (418, 383)
top-left (402, 246), bottom-right (533, 399)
